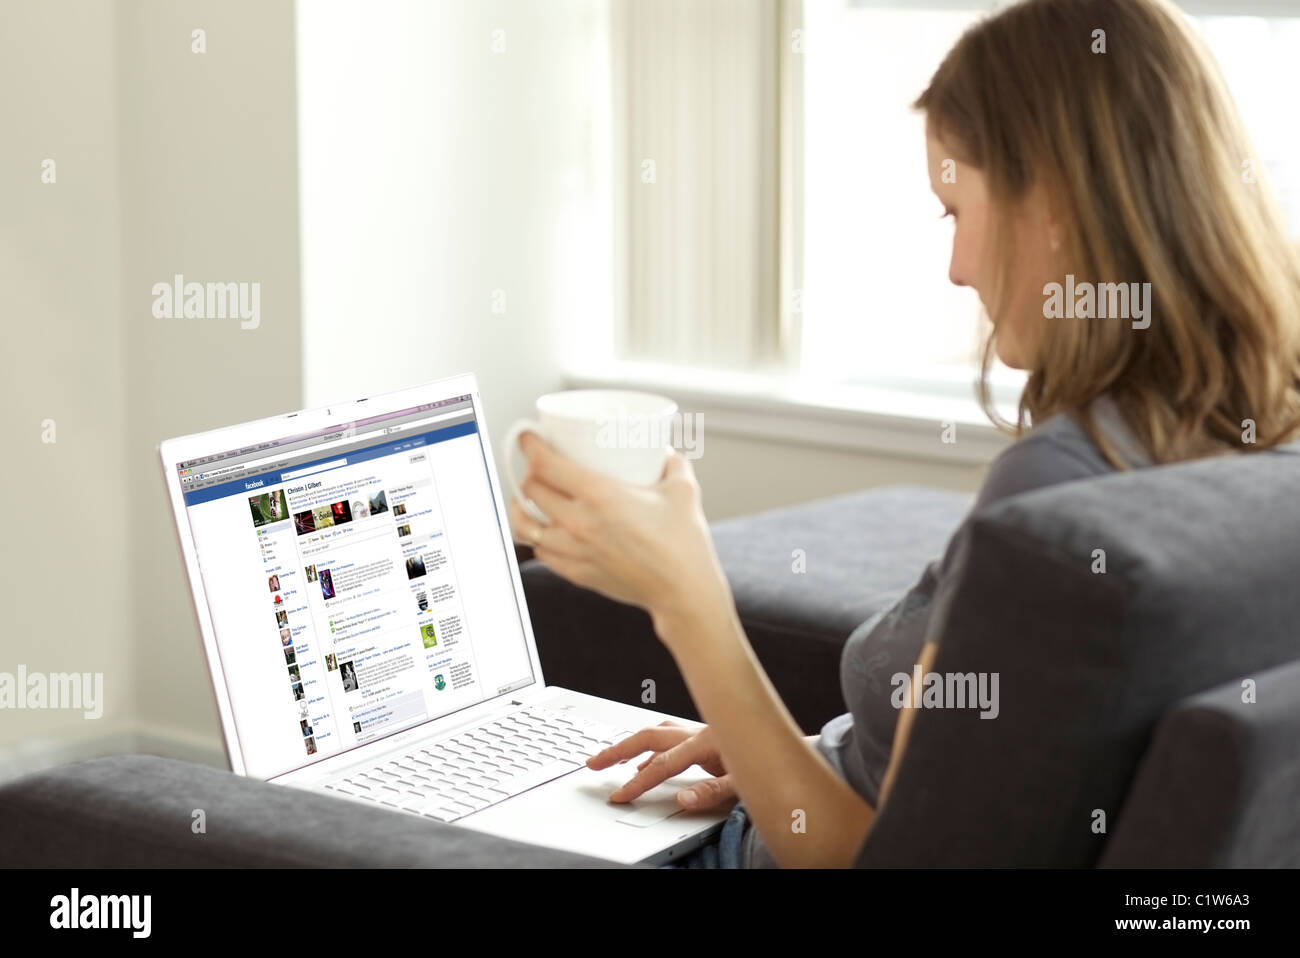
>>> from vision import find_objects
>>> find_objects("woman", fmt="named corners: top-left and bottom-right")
top-left (509, 0), bottom-right (1300, 868)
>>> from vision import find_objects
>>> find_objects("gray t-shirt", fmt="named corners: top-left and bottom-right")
top-left (742, 394), bottom-right (1153, 868)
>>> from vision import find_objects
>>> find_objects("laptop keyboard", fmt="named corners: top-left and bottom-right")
top-left (323, 704), bottom-right (635, 822)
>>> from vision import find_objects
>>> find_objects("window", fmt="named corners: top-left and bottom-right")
top-left (800, 3), bottom-right (990, 388)
top-left (797, 0), bottom-right (1300, 394)
top-left (615, 0), bottom-right (1300, 410)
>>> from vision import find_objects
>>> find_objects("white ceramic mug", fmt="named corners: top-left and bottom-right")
top-left (502, 390), bottom-right (678, 521)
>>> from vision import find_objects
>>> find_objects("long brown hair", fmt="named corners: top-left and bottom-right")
top-left (915, 0), bottom-right (1300, 467)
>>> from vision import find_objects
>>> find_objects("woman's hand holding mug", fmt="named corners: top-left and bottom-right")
top-left (502, 390), bottom-right (733, 646)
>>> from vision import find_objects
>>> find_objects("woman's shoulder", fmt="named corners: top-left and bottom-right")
top-left (974, 396), bottom-right (1140, 512)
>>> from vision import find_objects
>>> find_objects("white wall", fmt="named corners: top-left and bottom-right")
top-left (1, 0), bottom-right (984, 780)
top-left (1, 0), bottom-right (618, 776)
top-left (296, 0), bottom-right (614, 445)
top-left (117, 0), bottom-right (305, 755)
top-left (0, 1), bottom-right (133, 758)
top-left (0, 0), bottom-right (304, 777)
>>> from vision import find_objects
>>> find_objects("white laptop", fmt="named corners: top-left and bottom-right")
top-left (159, 373), bottom-right (729, 865)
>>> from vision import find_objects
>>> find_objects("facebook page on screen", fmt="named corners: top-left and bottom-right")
top-left (176, 395), bottom-right (536, 779)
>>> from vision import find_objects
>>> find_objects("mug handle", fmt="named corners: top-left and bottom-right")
top-left (502, 419), bottom-right (548, 522)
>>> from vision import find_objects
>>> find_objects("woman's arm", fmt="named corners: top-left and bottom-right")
top-left (877, 640), bottom-right (937, 809)
top-left (509, 433), bottom-right (911, 867)
top-left (655, 594), bottom-right (877, 868)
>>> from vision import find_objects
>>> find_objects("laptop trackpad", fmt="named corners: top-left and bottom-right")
top-left (616, 802), bottom-right (684, 828)
top-left (569, 764), bottom-right (717, 828)
top-left (612, 774), bottom-right (705, 827)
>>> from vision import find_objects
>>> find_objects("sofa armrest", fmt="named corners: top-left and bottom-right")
top-left (1101, 660), bottom-right (1300, 868)
top-left (0, 755), bottom-right (637, 868)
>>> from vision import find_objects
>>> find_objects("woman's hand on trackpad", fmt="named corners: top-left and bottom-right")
top-left (585, 720), bottom-right (737, 811)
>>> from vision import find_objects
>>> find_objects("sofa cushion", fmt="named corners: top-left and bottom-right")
top-left (855, 447), bottom-right (1300, 867)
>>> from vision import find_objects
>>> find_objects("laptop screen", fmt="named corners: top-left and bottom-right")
top-left (176, 393), bottom-right (538, 779)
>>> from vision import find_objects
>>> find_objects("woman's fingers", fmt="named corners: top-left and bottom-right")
top-left (605, 734), bottom-right (714, 803)
top-left (507, 497), bottom-right (547, 547)
top-left (606, 753), bottom-right (682, 802)
top-left (676, 775), bottom-right (736, 811)
top-left (585, 726), bottom-right (697, 770)
top-left (659, 447), bottom-right (688, 481)
top-left (530, 547), bottom-right (596, 591)
top-left (634, 722), bottom-right (687, 771)
top-left (506, 498), bottom-right (583, 558)
top-left (507, 496), bottom-right (532, 546)
top-left (658, 447), bottom-right (701, 494)
top-left (520, 475), bottom-right (582, 530)
top-left (519, 431), bottom-right (613, 499)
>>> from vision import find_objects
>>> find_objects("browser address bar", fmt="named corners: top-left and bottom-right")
top-left (198, 462), bottom-right (246, 481)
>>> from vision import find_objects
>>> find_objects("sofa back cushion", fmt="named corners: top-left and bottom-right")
top-left (854, 446), bottom-right (1300, 867)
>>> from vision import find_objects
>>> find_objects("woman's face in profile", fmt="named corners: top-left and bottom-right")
top-left (925, 127), bottom-right (1054, 370)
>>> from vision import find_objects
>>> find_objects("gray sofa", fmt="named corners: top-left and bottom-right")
top-left (4, 450), bottom-right (1298, 867)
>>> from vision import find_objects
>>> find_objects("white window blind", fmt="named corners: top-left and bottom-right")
top-left (614, 0), bottom-right (787, 368)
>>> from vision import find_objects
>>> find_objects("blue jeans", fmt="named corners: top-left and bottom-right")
top-left (658, 802), bottom-right (750, 869)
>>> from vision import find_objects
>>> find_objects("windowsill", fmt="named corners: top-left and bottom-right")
top-left (564, 361), bottom-right (1020, 466)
